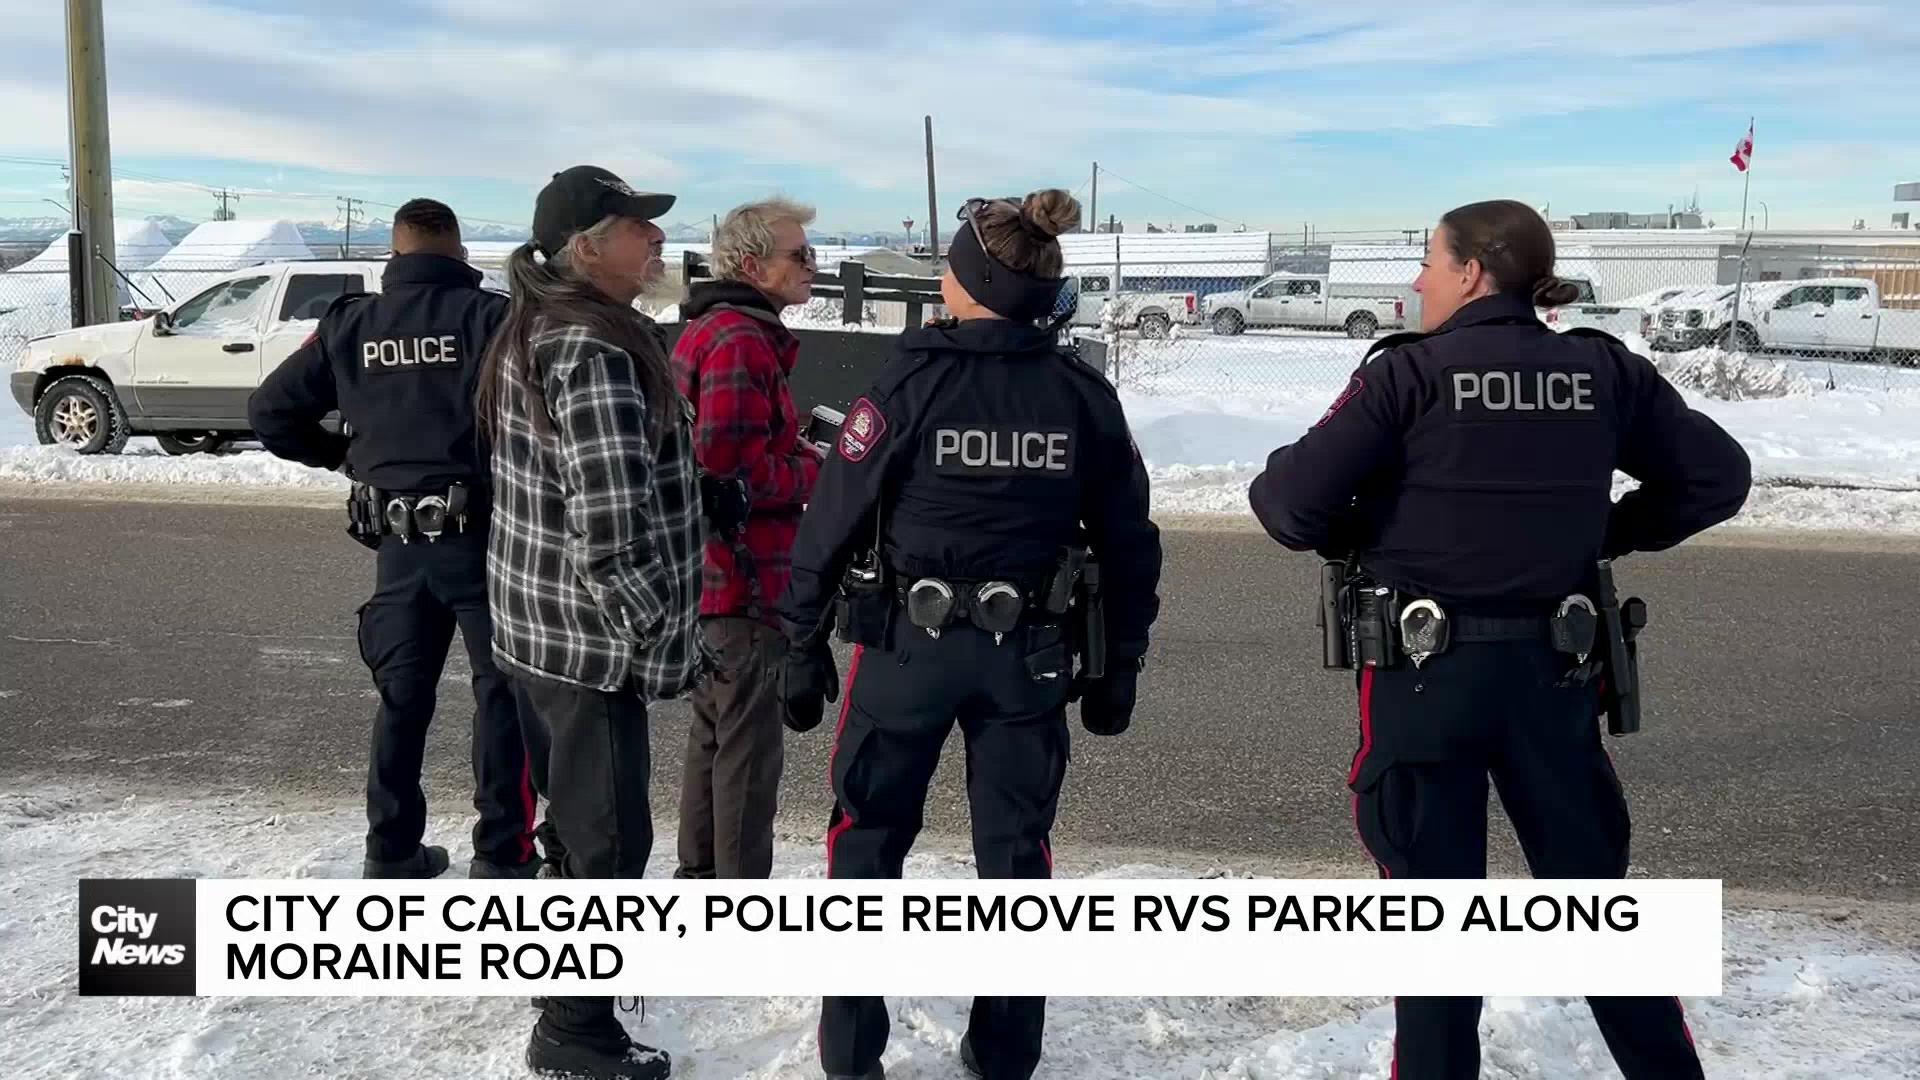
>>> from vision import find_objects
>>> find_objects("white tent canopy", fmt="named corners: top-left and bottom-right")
top-left (131, 220), bottom-right (313, 307)
top-left (12, 219), bottom-right (176, 274)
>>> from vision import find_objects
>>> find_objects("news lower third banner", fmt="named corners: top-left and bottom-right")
top-left (80, 878), bottom-right (1724, 998)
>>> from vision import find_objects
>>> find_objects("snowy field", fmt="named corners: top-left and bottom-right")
top-left (1, 791), bottom-right (1916, 1079)
top-left (5, 331), bottom-right (1919, 533)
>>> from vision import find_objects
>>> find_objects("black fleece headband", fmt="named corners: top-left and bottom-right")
top-left (947, 219), bottom-right (1065, 325)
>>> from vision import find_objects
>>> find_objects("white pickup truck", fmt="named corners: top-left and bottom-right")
top-left (10, 261), bottom-right (385, 454)
top-left (1541, 280), bottom-right (1682, 340)
top-left (1202, 273), bottom-right (1405, 338)
top-left (1660, 277), bottom-right (1920, 364)
top-left (1066, 273), bottom-right (1201, 339)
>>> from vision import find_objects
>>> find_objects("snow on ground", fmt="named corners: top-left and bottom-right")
top-left (3, 330), bottom-right (1917, 533)
top-left (0, 438), bottom-right (348, 490)
top-left (1, 791), bottom-right (1915, 1079)
top-left (1111, 331), bottom-right (1920, 531)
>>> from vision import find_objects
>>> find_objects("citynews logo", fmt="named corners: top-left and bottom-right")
top-left (78, 879), bottom-right (196, 996)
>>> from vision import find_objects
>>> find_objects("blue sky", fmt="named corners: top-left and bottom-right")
top-left (1, 0), bottom-right (1916, 236)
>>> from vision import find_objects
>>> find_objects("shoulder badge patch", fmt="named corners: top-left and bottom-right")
top-left (1314, 374), bottom-right (1365, 428)
top-left (839, 397), bottom-right (887, 462)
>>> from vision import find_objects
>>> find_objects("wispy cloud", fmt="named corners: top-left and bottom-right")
top-left (0, 0), bottom-right (1911, 229)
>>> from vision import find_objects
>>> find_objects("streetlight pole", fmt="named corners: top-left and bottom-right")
top-left (1758, 201), bottom-right (1769, 230)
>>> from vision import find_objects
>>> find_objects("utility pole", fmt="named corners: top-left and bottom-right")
top-left (212, 188), bottom-right (239, 221)
top-left (924, 115), bottom-right (939, 268)
top-left (65, 0), bottom-right (116, 326)
top-left (337, 196), bottom-right (364, 257)
top-left (1089, 162), bottom-right (1098, 234)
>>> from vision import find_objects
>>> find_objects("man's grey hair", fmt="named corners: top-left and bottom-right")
top-left (711, 197), bottom-right (817, 282)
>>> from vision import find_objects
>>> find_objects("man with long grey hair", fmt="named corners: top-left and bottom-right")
top-left (478, 165), bottom-right (702, 1080)
top-left (669, 196), bottom-right (825, 881)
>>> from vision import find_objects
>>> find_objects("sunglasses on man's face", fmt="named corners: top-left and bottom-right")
top-left (777, 245), bottom-right (817, 268)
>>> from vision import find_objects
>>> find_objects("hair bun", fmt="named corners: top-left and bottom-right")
top-left (1021, 189), bottom-right (1082, 239)
top-left (1532, 276), bottom-right (1582, 308)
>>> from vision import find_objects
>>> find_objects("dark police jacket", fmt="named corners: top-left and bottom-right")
top-left (777, 319), bottom-right (1163, 659)
top-left (247, 253), bottom-right (509, 496)
top-left (1248, 291), bottom-right (1751, 604)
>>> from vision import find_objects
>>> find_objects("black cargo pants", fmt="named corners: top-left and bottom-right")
top-left (1347, 637), bottom-right (1702, 1080)
top-left (357, 527), bottom-right (534, 868)
top-left (677, 616), bottom-right (787, 880)
top-left (820, 620), bottom-right (1075, 1080)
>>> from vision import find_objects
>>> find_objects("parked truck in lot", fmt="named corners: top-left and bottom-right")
top-left (1202, 273), bottom-right (1405, 338)
top-left (1066, 273), bottom-right (1201, 339)
top-left (10, 261), bottom-right (385, 454)
top-left (1658, 277), bottom-right (1920, 364)
top-left (1541, 279), bottom-right (1682, 340)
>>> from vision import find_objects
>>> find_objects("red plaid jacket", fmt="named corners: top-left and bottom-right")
top-left (671, 283), bottom-right (822, 623)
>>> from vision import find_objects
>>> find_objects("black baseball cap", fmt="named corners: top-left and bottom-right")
top-left (531, 165), bottom-right (676, 258)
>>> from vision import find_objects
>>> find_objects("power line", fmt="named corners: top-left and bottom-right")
top-left (1090, 166), bottom-right (1246, 230)
top-left (358, 199), bottom-right (529, 232)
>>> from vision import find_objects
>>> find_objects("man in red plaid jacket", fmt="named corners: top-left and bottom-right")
top-left (669, 197), bottom-right (827, 879)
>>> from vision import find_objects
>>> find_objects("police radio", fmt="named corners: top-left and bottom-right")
top-left (805, 405), bottom-right (845, 455)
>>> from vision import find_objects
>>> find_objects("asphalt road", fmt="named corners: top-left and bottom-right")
top-left (1, 496), bottom-right (1915, 900)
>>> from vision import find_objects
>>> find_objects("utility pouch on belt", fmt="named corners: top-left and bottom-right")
top-left (346, 483), bottom-right (382, 550)
top-left (1594, 560), bottom-right (1648, 737)
top-left (1550, 594), bottom-right (1598, 663)
top-left (906, 578), bottom-right (958, 632)
top-left (835, 552), bottom-right (891, 648)
top-left (1078, 555), bottom-right (1107, 680)
top-left (1347, 577), bottom-right (1399, 670)
top-left (971, 582), bottom-right (1025, 636)
top-left (1396, 599), bottom-right (1449, 667)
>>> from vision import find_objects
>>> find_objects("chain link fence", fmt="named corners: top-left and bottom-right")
top-left (7, 231), bottom-right (1919, 415)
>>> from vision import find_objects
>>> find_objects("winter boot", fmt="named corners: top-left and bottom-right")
top-left (535, 820), bottom-right (568, 878)
top-left (527, 996), bottom-right (670, 1080)
top-left (362, 844), bottom-right (449, 880)
top-left (959, 1033), bottom-right (984, 1079)
top-left (469, 855), bottom-right (542, 879)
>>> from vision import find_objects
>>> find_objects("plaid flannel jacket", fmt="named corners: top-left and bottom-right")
top-left (487, 314), bottom-right (704, 698)
top-left (671, 296), bottom-right (818, 623)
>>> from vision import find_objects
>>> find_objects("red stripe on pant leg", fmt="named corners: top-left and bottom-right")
top-left (518, 755), bottom-right (536, 864)
top-left (1041, 839), bottom-right (1053, 875)
top-left (823, 645), bottom-right (865, 878)
top-left (1348, 668), bottom-right (1376, 785)
top-left (1348, 669), bottom-right (1390, 877)
top-left (1676, 997), bottom-right (1696, 1048)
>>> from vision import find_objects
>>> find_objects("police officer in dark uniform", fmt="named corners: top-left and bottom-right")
top-left (248, 198), bottom-right (538, 880)
top-left (1249, 199), bottom-right (1750, 1080)
top-left (777, 189), bottom-right (1163, 1080)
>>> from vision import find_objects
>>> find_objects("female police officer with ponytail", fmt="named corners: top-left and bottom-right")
top-left (1250, 200), bottom-right (1749, 1079)
top-left (775, 189), bottom-right (1162, 1080)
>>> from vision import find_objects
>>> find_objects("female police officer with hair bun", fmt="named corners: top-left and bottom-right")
top-left (776, 189), bottom-right (1163, 1080)
top-left (1250, 199), bottom-right (1750, 1080)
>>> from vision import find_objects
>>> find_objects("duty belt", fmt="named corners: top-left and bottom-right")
top-left (1320, 564), bottom-right (1598, 671)
top-left (893, 573), bottom-right (1052, 644)
top-left (351, 482), bottom-right (484, 543)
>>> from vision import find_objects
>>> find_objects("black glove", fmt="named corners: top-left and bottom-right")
top-left (780, 636), bottom-right (840, 733)
top-left (699, 472), bottom-right (750, 540)
top-left (1077, 661), bottom-right (1140, 737)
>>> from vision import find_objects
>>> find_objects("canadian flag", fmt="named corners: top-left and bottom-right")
top-left (1730, 123), bottom-right (1754, 172)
